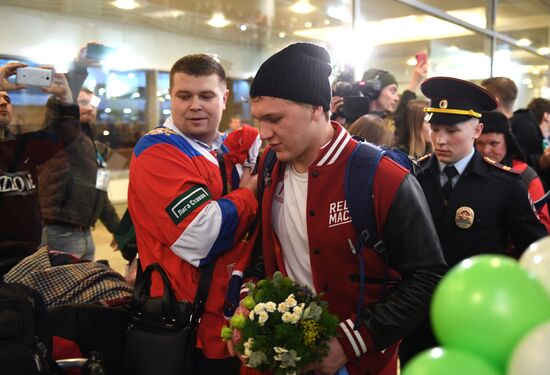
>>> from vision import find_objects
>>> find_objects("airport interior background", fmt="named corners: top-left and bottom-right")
top-left (1, 0), bottom-right (549, 273)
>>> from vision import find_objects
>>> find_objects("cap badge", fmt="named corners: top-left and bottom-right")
top-left (439, 99), bottom-right (448, 109)
top-left (455, 206), bottom-right (475, 229)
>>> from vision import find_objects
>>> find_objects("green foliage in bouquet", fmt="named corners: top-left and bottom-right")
top-left (231, 272), bottom-right (340, 374)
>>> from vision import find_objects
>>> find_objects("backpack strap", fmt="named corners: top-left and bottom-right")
top-left (344, 141), bottom-right (389, 329)
top-left (520, 165), bottom-right (537, 191)
top-left (216, 147), bottom-right (229, 196)
top-left (345, 142), bottom-right (387, 256)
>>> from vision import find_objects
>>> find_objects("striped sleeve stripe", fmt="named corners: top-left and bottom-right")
top-left (340, 319), bottom-right (368, 357)
top-left (316, 128), bottom-right (347, 166)
top-left (340, 320), bottom-right (360, 357)
top-left (199, 198), bottom-right (238, 266)
top-left (170, 198), bottom-right (238, 267)
top-left (327, 131), bottom-right (351, 165)
top-left (170, 201), bottom-right (222, 266)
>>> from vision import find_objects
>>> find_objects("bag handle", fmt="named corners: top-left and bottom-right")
top-left (131, 263), bottom-right (179, 319)
top-left (132, 261), bottom-right (216, 326)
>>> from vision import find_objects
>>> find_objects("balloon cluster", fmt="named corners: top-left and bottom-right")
top-left (403, 236), bottom-right (550, 375)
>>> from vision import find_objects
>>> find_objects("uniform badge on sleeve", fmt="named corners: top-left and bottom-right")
top-left (455, 206), bottom-right (475, 229)
top-left (165, 185), bottom-right (211, 225)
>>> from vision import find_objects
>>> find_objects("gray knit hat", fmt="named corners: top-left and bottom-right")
top-left (250, 43), bottom-right (332, 111)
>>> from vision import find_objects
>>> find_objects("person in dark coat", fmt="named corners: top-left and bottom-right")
top-left (475, 111), bottom-right (550, 231)
top-left (400, 76), bottom-right (548, 365)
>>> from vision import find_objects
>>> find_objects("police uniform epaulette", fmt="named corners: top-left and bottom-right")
top-left (416, 153), bottom-right (432, 164)
top-left (146, 127), bottom-right (177, 136)
top-left (483, 156), bottom-right (520, 174)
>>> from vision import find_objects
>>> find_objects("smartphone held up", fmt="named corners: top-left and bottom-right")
top-left (15, 67), bottom-right (53, 87)
top-left (415, 52), bottom-right (428, 66)
top-left (86, 43), bottom-right (115, 61)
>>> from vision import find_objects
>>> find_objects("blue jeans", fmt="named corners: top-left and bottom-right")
top-left (42, 224), bottom-right (95, 260)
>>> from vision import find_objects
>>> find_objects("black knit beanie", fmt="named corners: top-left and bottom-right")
top-left (250, 43), bottom-right (332, 111)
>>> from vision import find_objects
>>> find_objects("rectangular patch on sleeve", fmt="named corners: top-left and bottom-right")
top-left (165, 185), bottom-right (211, 225)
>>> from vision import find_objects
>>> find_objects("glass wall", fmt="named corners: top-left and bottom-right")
top-left (85, 68), bottom-right (147, 148)
top-left (495, 0), bottom-right (550, 55)
top-left (351, 0), bottom-right (493, 87)
top-left (1, 0), bottom-right (548, 147)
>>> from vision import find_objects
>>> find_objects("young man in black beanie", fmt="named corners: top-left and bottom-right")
top-left (246, 42), bottom-right (446, 375)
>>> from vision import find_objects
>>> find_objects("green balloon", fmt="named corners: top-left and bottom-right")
top-left (431, 255), bottom-right (550, 371)
top-left (402, 347), bottom-right (500, 375)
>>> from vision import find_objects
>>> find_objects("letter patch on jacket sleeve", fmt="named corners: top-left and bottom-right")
top-left (165, 185), bottom-right (211, 224)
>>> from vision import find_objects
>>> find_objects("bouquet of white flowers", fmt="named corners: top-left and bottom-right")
top-left (221, 272), bottom-right (340, 375)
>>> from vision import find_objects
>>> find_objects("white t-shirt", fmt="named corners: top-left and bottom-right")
top-left (271, 163), bottom-right (315, 293)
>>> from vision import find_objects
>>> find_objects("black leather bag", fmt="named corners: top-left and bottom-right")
top-left (123, 262), bottom-right (213, 375)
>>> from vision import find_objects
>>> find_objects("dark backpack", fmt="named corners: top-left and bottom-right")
top-left (259, 140), bottom-right (415, 326)
top-left (0, 282), bottom-right (59, 374)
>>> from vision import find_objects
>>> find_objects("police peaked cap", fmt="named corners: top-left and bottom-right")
top-left (421, 77), bottom-right (497, 125)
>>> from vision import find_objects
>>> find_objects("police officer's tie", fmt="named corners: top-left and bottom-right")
top-left (442, 165), bottom-right (458, 202)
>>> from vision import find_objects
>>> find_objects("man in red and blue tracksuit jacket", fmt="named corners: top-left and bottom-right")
top-left (249, 43), bottom-right (447, 375)
top-left (128, 54), bottom-right (259, 373)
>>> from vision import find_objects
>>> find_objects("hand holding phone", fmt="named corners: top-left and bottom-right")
top-left (415, 52), bottom-right (428, 66)
top-left (15, 67), bottom-right (53, 87)
top-left (407, 52), bottom-right (429, 91)
top-left (42, 73), bottom-right (73, 104)
top-left (0, 62), bottom-right (28, 91)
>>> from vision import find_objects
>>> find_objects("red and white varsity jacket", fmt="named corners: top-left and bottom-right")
top-left (259, 122), bottom-right (446, 375)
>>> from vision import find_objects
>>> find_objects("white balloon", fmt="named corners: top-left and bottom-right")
top-left (507, 320), bottom-right (550, 375)
top-left (520, 236), bottom-right (550, 296)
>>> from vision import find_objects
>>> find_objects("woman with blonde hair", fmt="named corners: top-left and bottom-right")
top-left (347, 114), bottom-right (394, 146)
top-left (396, 99), bottom-right (431, 158)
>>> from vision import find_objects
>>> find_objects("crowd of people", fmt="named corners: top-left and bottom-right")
top-left (1, 40), bottom-right (550, 375)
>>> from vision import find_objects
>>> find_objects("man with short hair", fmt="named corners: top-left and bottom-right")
top-left (77, 88), bottom-right (98, 125)
top-left (402, 76), bottom-right (548, 363)
top-left (128, 54), bottom-right (258, 374)
top-left (246, 42), bottom-right (446, 375)
top-left (226, 114), bottom-right (243, 133)
top-left (481, 77), bottom-right (517, 118)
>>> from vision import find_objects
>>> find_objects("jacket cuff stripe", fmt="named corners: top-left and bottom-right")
top-left (339, 320), bottom-right (361, 357)
top-left (344, 319), bottom-right (368, 354)
top-left (232, 270), bottom-right (244, 278)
